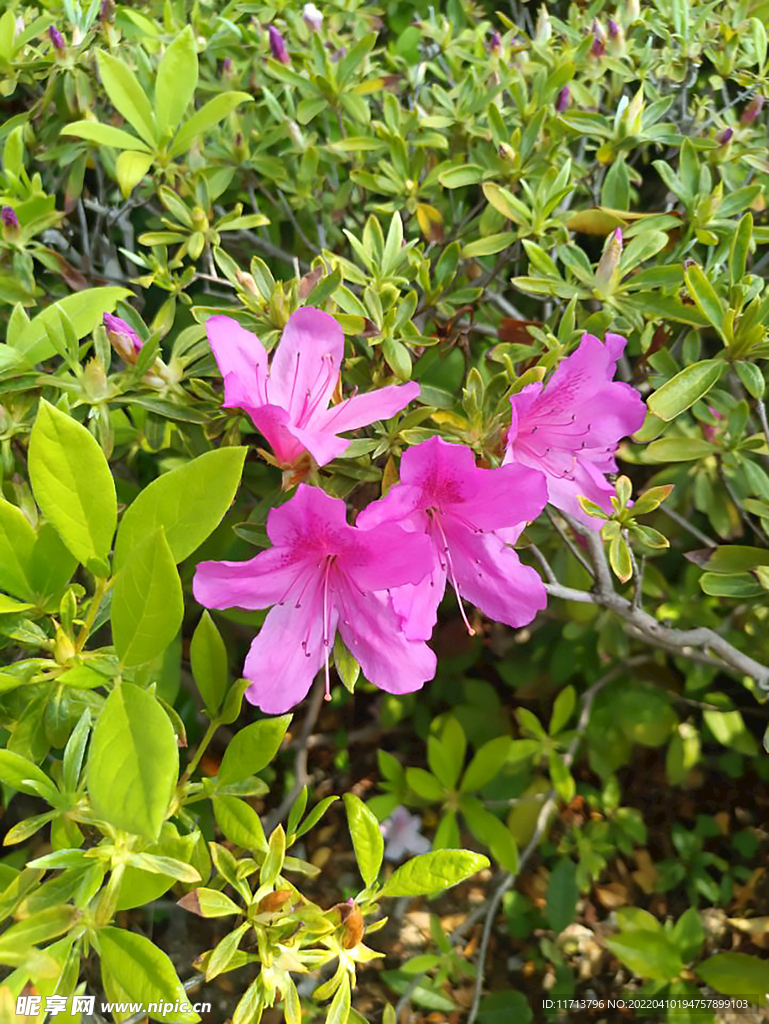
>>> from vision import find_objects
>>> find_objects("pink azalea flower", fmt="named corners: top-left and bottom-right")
top-left (503, 332), bottom-right (646, 528)
top-left (380, 806), bottom-right (431, 862)
top-left (206, 308), bottom-right (420, 469)
top-left (357, 437), bottom-right (548, 641)
top-left (193, 484), bottom-right (436, 714)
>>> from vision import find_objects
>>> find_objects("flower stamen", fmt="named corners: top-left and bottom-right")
top-left (432, 512), bottom-right (476, 636)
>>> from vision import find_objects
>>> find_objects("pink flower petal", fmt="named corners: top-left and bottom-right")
top-left (243, 589), bottom-right (337, 713)
top-left (444, 522), bottom-right (547, 627)
top-left (337, 590), bottom-right (436, 694)
top-left (193, 548), bottom-right (302, 610)
top-left (268, 307), bottom-right (344, 415)
top-left (313, 381), bottom-right (420, 434)
top-left (206, 316), bottom-right (268, 410)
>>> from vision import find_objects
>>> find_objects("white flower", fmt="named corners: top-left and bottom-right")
top-left (303, 3), bottom-right (323, 32)
top-left (380, 806), bottom-right (431, 862)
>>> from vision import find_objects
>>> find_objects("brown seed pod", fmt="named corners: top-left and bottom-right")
top-left (257, 889), bottom-right (292, 914)
top-left (337, 901), bottom-right (365, 949)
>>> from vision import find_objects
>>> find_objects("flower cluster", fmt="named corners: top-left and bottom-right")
top-left (194, 309), bottom-right (645, 713)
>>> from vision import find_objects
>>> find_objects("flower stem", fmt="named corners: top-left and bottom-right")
top-left (180, 719), bottom-right (219, 785)
top-left (75, 576), bottom-right (109, 653)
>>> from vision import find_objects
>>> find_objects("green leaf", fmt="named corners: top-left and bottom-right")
top-left (326, 974), bottom-right (351, 1024)
top-left (112, 528), bottom-right (183, 667)
top-left (645, 437), bottom-right (717, 462)
top-left (213, 795), bottom-right (268, 852)
top-left (218, 716), bottom-right (291, 785)
top-left (95, 50), bottom-right (157, 146)
top-left (647, 360), bottom-right (725, 421)
top-left (427, 717), bottom-right (465, 790)
top-left (380, 850), bottom-right (489, 898)
top-left (0, 498), bottom-right (36, 600)
top-left (604, 931), bottom-right (683, 982)
top-left (460, 736), bottom-right (512, 793)
top-left (28, 400), bottom-right (117, 567)
top-left (545, 858), bottom-right (579, 933)
top-left (333, 634), bottom-right (360, 693)
top-left (684, 266), bottom-right (725, 333)
top-left (99, 927), bottom-right (199, 1023)
top-left (703, 709), bottom-right (759, 755)
top-left (461, 232), bottom-right (516, 259)
top-left (115, 150), bottom-right (153, 198)
top-left (700, 572), bottom-right (764, 598)
top-left (113, 447), bottom-right (246, 570)
top-left (181, 887), bottom-right (242, 918)
top-left (696, 952), bottom-right (769, 1000)
top-left (475, 991), bottom-right (533, 1024)
top-left (170, 92), bottom-right (254, 157)
top-left (155, 26), bottom-right (198, 136)
top-left (670, 908), bottom-right (704, 963)
top-left (0, 750), bottom-right (59, 802)
top-left (666, 724), bottom-right (701, 785)
top-left (343, 794), bottom-right (384, 887)
top-left (86, 682), bottom-right (178, 841)
top-left (406, 767), bottom-right (444, 802)
top-left (60, 120), bottom-right (152, 152)
top-left (461, 797), bottom-right (518, 873)
top-left (549, 685), bottom-right (576, 735)
top-left (190, 611), bottom-right (228, 715)
top-left (438, 165), bottom-right (484, 188)
top-left (735, 360), bottom-right (765, 400)
top-left (16, 287), bottom-right (132, 364)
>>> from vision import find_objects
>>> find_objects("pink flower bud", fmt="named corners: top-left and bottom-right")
top-left (488, 31), bottom-right (501, 53)
top-left (268, 25), bottom-right (290, 65)
top-left (718, 127), bottom-right (733, 145)
top-left (591, 19), bottom-right (606, 57)
top-left (2, 206), bottom-right (18, 231)
top-left (48, 25), bottom-right (66, 51)
top-left (103, 312), bottom-right (142, 362)
top-left (555, 85), bottom-right (570, 113)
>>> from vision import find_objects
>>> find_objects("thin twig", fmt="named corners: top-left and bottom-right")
top-left (264, 678), bottom-right (326, 832)
top-left (660, 505), bottom-right (718, 548)
top-left (546, 508), bottom-right (595, 579)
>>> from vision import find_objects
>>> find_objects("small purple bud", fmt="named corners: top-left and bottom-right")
top-left (488, 31), bottom-right (502, 53)
top-left (268, 25), bottom-right (290, 65)
top-left (325, 41), bottom-right (345, 62)
top-left (103, 312), bottom-right (142, 362)
top-left (302, 3), bottom-right (323, 33)
top-left (555, 85), bottom-right (570, 113)
top-left (718, 127), bottom-right (734, 144)
top-left (48, 25), bottom-right (66, 51)
top-left (608, 17), bottom-right (620, 37)
top-left (741, 94), bottom-right (765, 123)
top-left (1, 206), bottom-right (18, 231)
top-left (100, 0), bottom-right (115, 21)
top-left (591, 19), bottom-right (606, 57)
top-left (223, 56), bottom-right (232, 72)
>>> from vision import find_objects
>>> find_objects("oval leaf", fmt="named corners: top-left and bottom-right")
top-left (28, 400), bottom-right (117, 567)
top-left (343, 794), bottom-right (384, 888)
top-left (86, 682), bottom-right (178, 841)
top-left (112, 527), bottom-right (183, 667)
top-left (647, 360), bottom-right (724, 421)
top-left (381, 849), bottom-right (489, 898)
top-left (113, 447), bottom-right (246, 570)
